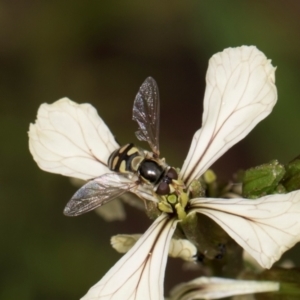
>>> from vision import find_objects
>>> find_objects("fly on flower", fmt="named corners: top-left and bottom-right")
top-left (30, 46), bottom-right (300, 300)
top-left (61, 77), bottom-right (186, 217)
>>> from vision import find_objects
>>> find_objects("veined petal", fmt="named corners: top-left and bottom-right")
top-left (190, 190), bottom-right (300, 268)
top-left (81, 214), bottom-right (178, 300)
top-left (168, 277), bottom-right (279, 300)
top-left (29, 98), bottom-right (119, 180)
top-left (180, 46), bottom-right (277, 185)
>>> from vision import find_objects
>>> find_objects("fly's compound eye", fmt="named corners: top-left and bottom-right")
top-left (166, 167), bottom-right (178, 180)
top-left (139, 160), bottom-right (164, 184)
top-left (156, 181), bottom-right (170, 195)
top-left (155, 167), bottom-right (178, 195)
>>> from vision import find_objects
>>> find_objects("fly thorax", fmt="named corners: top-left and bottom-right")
top-left (138, 159), bottom-right (164, 184)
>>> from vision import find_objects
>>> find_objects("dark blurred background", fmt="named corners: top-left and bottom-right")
top-left (1, 1), bottom-right (300, 299)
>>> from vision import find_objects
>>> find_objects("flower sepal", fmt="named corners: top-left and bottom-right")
top-left (282, 155), bottom-right (300, 192)
top-left (242, 160), bottom-right (286, 199)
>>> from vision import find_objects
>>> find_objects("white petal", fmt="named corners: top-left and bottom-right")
top-left (81, 214), bottom-right (178, 300)
top-left (180, 46), bottom-right (277, 185)
top-left (168, 277), bottom-right (279, 300)
top-left (29, 98), bottom-right (119, 180)
top-left (190, 190), bottom-right (300, 268)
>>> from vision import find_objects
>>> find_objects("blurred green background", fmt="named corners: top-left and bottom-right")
top-left (1, 1), bottom-right (300, 299)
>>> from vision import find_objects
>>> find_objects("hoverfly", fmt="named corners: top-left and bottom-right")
top-left (64, 77), bottom-right (183, 216)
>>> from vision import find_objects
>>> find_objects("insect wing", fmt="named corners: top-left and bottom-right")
top-left (64, 173), bottom-right (138, 216)
top-left (133, 77), bottom-right (160, 156)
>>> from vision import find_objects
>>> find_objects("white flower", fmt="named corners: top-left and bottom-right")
top-left (28, 46), bottom-right (300, 300)
top-left (167, 277), bottom-right (279, 300)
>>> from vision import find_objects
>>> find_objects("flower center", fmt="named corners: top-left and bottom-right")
top-left (157, 179), bottom-right (189, 220)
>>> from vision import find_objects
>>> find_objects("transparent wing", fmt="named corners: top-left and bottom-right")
top-left (94, 199), bottom-right (126, 222)
top-left (64, 173), bottom-right (138, 216)
top-left (133, 77), bottom-right (160, 156)
top-left (180, 46), bottom-right (277, 185)
top-left (190, 190), bottom-right (300, 269)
